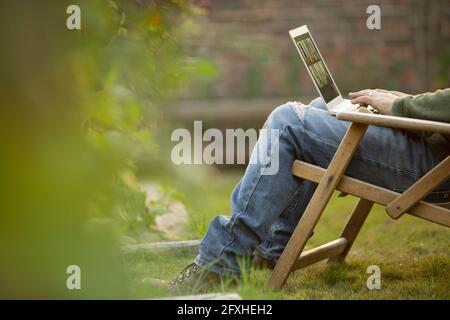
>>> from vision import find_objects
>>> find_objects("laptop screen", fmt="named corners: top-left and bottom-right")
top-left (294, 33), bottom-right (339, 103)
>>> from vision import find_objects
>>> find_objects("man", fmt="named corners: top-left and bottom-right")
top-left (170, 88), bottom-right (450, 292)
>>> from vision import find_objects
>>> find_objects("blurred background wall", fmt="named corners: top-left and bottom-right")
top-left (172, 0), bottom-right (450, 129)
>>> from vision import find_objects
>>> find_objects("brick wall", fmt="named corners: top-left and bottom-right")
top-left (182, 0), bottom-right (449, 100)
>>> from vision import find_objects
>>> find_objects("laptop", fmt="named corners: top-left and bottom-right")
top-left (289, 25), bottom-right (365, 114)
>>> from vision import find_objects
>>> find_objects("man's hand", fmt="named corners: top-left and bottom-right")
top-left (349, 89), bottom-right (410, 115)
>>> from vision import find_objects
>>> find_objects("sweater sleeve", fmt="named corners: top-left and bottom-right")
top-left (392, 88), bottom-right (450, 123)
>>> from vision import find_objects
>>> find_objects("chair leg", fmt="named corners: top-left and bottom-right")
top-left (329, 198), bottom-right (374, 263)
top-left (267, 123), bottom-right (368, 290)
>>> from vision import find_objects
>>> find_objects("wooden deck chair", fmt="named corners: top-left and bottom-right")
top-left (267, 112), bottom-right (450, 290)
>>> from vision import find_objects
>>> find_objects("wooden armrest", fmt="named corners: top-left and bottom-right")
top-left (336, 112), bottom-right (450, 135)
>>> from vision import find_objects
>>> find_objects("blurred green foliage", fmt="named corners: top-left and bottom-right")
top-left (0, 0), bottom-right (208, 298)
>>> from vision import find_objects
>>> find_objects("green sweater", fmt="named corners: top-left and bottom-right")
top-left (392, 88), bottom-right (450, 123)
top-left (392, 88), bottom-right (450, 143)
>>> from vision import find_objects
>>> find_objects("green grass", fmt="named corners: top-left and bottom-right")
top-left (127, 168), bottom-right (450, 299)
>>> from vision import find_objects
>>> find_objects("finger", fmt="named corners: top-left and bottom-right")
top-left (390, 90), bottom-right (407, 97)
top-left (349, 90), bottom-right (368, 98)
top-left (349, 89), bottom-right (372, 98)
top-left (375, 88), bottom-right (390, 93)
top-left (375, 89), bottom-right (405, 97)
top-left (350, 95), bottom-right (374, 106)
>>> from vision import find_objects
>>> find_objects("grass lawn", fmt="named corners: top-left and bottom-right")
top-left (126, 168), bottom-right (449, 299)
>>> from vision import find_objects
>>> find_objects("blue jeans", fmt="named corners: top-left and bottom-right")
top-left (194, 98), bottom-right (450, 275)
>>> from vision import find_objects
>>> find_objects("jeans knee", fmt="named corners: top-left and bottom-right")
top-left (265, 102), bottom-right (299, 130)
top-left (310, 97), bottom-right (326, 110)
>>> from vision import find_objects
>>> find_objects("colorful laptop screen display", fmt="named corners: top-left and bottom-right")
top-left (294, 33), bottom-right (339, 103)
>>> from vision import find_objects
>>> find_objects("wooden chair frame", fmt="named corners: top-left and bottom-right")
top-left (268, 112), bottom-right (450, 290)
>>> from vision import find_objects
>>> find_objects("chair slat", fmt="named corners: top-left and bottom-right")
top-left (292, 160), bottom-right (450, 227)
top-left (292, 238), bottom-right (348, 271)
